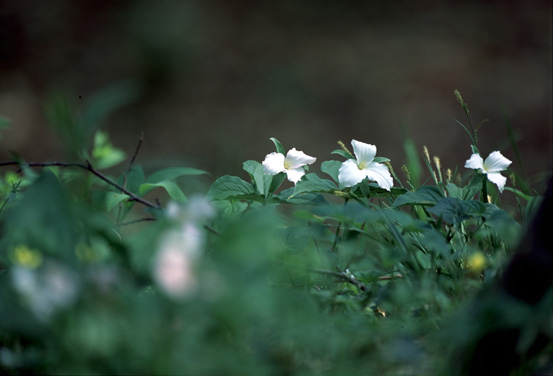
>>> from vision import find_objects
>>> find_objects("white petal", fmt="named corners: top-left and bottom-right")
top-left (351, 140), bottom-right (376, 166)
top-left (483, 151), bottom-right (512, 173)
top-left (363, 162), bottom-right (393, 191)
top-left (262, 152), bottom-right (286, 175)
top-left (464, 153), bottom-right (484, 171)
top-left (338, 159), bottom-right (367, 187)
top-left (285, 168), bottom-right (306, 184)
top-left (285, 148), bottom-right (317, 169)
top-left (486, 172), bottom-right (507, 192)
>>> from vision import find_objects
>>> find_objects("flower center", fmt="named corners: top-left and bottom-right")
top-left (357, 161), bottom-right (367, 170)
top-left (284, 159), bottom-right (292, 170)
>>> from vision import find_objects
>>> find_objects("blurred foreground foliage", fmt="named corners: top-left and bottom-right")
top-left (0, 91), bottom-right (551, 375)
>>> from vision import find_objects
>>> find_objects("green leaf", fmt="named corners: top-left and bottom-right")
top-left (147, 167), bottom-right (208, 184)
top-left (503, 187), bottom-right (532, 201)
top-left (280, 227), bottom-right (309, 254)
top-left (373, 157), bottom-right (390, 163)
top-left (213, 199), bottom-right (249, 217)
top-left (92, 131), bottom-right (126, 169)
top-left (123, 165), bottom-right (145, 193)
top-left (427, 198), bottom-right (488, 224)
top-left (139, 181), bottom-right (187, 203)
top-left (293, 173), bottom-right (336, 196)
top-left (393, 186), bottom-right (444, 207)
top-left (106, 192), bottom-right (131, 212)
top-left (243, 160), bottom-right (266, 195)
top-left (331, 149), bottom-right (355, 160)
top-left (321, 160), bottom-right (341, 182)
top-left (268, 172), bottom-right (286, 195)
top-left (445, 183), bottom-right (464, 199)
top-left (207, 175), bottom-right (255, 200)
top-left (269, 137), bottom-right (286, 155)
top-left (278, 187), bottom-right (328, 205)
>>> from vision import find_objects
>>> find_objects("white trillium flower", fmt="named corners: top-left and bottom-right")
top-left (338, 139), bottom-right (393, 190)
top-left (465, 151), bottom-right (512, 192)
top-left (262, 148), bottom-right (317, 184)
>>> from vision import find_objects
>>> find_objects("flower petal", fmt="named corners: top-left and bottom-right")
top-left (464, 153), bottom-right (484, 171)
top-left (351, 140), bottom-right (376, 166)
top-left (338, 159), bottom-right (367, 187)
top-left (262, 152), bottom-right (286, 175)
top-left (483, 151), bottom-right (512, 173)
top-left (285, 148), bottom-right (317, 169)
top-left (285, 168), bottom-right (306, 184)
top-left (363, 162), bottom-right (393, 191)
top-left (486, 172), bottom-right (507, 192)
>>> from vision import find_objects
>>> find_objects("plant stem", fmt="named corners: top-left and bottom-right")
top-left (482, 178), bottom-right (488, 203)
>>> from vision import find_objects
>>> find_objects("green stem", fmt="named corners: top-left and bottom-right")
top-left (482, 178), bottom-right (488, 203)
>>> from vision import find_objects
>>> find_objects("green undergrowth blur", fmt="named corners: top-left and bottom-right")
top-left (0, 90), bottom-right (551, 375)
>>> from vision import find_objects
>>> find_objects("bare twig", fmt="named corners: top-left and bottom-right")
top-left (123, 133), bottom-right (144, 189)
top-left (118, 217), bottom-right (156, 226)
top-left (310, 268), bottom-right (367, 291)
top-left (0, 160), bottom-right (161, 209)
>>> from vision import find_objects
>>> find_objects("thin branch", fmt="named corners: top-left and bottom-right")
top-left (118, 217), bottom-right (156, 226)
top-left (0, 160), bottom-right (161, 209)
top-left (123, 132), bottom-right (144, 189)
top-left (203, 224), bottom-right (220, 236)
top-left (310, 268), bottom-right (367, 291)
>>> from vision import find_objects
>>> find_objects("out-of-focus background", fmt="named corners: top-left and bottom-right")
top-left (1, 0), bottom-right (551, 189)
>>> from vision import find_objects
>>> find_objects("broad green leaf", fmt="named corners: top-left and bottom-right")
top-left (207, 175), bottom-right (255, 200)
top-left (293, 173), bottom-right (336, 196)
top-left (243, 160), bottom-right (266, 195)
top-left (213, 199), bottom-right (249, 217)
top-left (280, 227), bottom-right (309, 254)
top-left (427, 198), bottom-right (488, 224)
top-left (373, 157), bottom-right (390, 163)
top-left (139, 181), bottom-right (187, 203)
top-left (269, 137), bottom-right (286, 155)
top-left (106, 192), bottom-right (131, 212)
top-left (321, 160), bottom-right (341, 182)
top-left (278, 187), bottom-right (327, 205)
top-left (147, 167), bottom-right (207, 184)
top-left (445, 183), bottom-right (464, 199)
top-left (123, 165), bottom-right (145, 193)
top-left (268, 172), bottom-right (286, 195)
top-left (393, 186), bottom-right (444, 207)
top-left (331, 149), bottom-right (355, 160)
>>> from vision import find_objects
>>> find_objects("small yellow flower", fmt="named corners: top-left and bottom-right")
top-left (468, 252), bottom-right (486, 272)
top-left (10, 245), bottom-right (43, 268)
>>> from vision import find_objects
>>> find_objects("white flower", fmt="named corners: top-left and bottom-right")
top-left (262, 148), bottom-right (316, 184)
top-left (338, 139), bottom-right (393, 190)
top-left (11, 261), bottom-right (79, 321)
top-left (465, 151), bottom-right (512, 192)
top-left (153, 223), bottom-right (203, 298)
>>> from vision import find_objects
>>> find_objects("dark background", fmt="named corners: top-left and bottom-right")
top-left (1, 0), bottom-right (551, 190)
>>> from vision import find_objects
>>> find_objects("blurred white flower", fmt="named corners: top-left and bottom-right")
top-left (465, 151), bottom-right (512, 192)
top-left (338, 140), bottom-right (393, 190)
top-left (11, 261), bottom-right (79, 321)
top-left (167, 195), bottom-right (215, 222)
top-left (153, 221), bottom-right (206, 299)
top-left (262, 148), bottom-right (316, 184)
